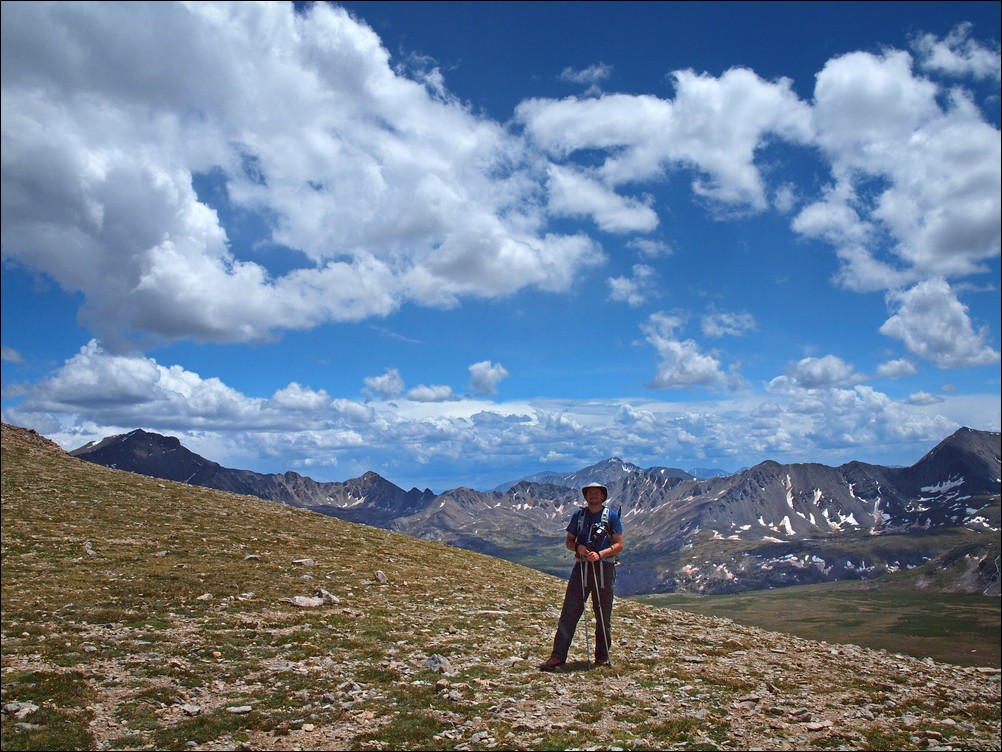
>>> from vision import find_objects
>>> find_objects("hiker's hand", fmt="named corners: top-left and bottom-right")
top-left (585, 550), bottom-right (601, 562)
top-left (576, 545), bottom-right (589, 557)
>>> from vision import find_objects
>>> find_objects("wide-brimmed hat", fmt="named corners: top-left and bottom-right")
top-left (580, 482), bottom-right (608, 500)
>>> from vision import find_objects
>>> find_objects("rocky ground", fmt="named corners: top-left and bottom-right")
top-left (2, 423), bottom-right (1000, 751)
top-left (5, 590), bottom-right (1000, 751)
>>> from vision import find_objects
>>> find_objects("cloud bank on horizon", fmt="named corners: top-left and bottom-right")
top-left (1, 2), bottom-right (999, 490)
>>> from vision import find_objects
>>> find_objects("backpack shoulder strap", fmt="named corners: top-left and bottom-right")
top-left (600, 504), bottom-right (621, 563)
top-left (578, 504), bottom-right (611, 532)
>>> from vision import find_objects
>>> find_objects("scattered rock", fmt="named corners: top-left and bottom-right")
top-left (226, 706), bottom-right (253, 714)
top-left (374, 570), bottom-right (389, 585)
top-left (292, 558), bottom-right (315, 567)
top-left (314, 587), bottom-right (340, 604)
top-left (425, 654), bottom-right (455, 675)
top-left (2, 702), bottom-right (39, 719)
top-left (283, 595), bottom-right (324, 608)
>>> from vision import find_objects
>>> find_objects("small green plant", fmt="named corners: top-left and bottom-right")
top-left (149, 707), bottom-right (284, 749)
top-left (0, 670), bottom-right (96, 751)
top-left (860, 724), bottom-right (914, 750)
top-left (574, 698), bottom-right (605, 723)
top-left (1, 708), bottom-right (96, 752)
top-left (351, 710), bottom-right (445, 749)
top-left (104, 733), bottom-right (147, 750)
top-left (640, 714), bottom-right (701, 742)
top-left (613, 707), bottom-right (652, 723)
top-left (0, 670), bottom-right (94, 709)
top-left (535, 729), bottom-right (589, 750)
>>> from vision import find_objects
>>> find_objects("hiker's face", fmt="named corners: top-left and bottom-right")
top-left (585, 488), bottom-right (605, 504)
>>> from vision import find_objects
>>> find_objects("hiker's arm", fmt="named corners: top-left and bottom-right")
top-left (565, 533), bottom-right (577, 553)
top-left (583, 532), bottom-right (623, 563)
top-left (598, 532), bottom-right (624, 560)
top-left (567, 533), bottom-right (591, 557)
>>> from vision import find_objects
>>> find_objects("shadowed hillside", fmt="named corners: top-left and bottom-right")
top-left (2, 423), bottom-right (999, 751)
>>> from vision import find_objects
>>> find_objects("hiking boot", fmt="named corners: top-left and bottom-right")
top-left (594, 658), bottom-right (612, 667)
top-left (538, 656), bottom-right (565, 672)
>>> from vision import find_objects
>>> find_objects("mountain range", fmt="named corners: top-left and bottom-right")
top-left (69, 426), bottom-right (1001, 597)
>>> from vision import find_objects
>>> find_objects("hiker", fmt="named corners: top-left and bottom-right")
top-left (539, 482), bottom-right (624, 672)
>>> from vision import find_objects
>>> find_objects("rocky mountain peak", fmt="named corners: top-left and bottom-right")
top-left (67, 426), bottom-right (1001, 597)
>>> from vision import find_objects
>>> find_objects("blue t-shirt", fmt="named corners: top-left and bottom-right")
top-left (567, 506), bottom-right (623, 553)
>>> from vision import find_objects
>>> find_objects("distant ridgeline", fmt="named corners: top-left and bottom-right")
top-left (70, 427), bottom-right (1001, 597)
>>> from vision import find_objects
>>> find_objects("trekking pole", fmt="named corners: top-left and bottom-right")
top-left (579, 557), bottom-right (591, 669)
top-left (591, 558), bottom-right (610, 663)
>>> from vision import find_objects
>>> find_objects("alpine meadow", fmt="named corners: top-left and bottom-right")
top-left (2, 424), bottom-right (1000, 751)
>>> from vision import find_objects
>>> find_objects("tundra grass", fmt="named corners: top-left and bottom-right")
top-left (634, 584), bottom-right (1001, 668)
top-left (4, 425), bottom-right (999, 752)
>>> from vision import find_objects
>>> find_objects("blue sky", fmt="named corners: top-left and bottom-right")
top-left (2, 1), bottom-right (999, 492)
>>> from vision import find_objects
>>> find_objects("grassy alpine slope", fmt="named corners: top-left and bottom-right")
top-left (2, 423), bottom-right (1000, 751)
top-left (637, 586), bottom-right (1000, 670)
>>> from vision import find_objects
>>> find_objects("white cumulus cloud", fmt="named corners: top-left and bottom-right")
top-left (0, 1), bottom-right (604, 348)
top-left (770, 355), bottom-right (863, 391)
top-left (517, 67), bottom-right (813, 209)
top-left (641, 313), bottom-right (727, 388)
top-left (702, 310), bottom-right (757, 338)
top-left (406, 384), bottom-right (456, 402)
top-left (364, 368), bottom-right (405, 401)
top-left (797, 46), bottom-right (1001, 293)
top-left (912, 22), bottom-right (1002, 81)
top-left (875, 358), bottom-right (918, 378)
top-left (560, 63), bottom-right (613, 86)
top-left (468, 360), bottom-right (510, 397)
top-left (879, 278), bottom-right (1000, 368)
top-left (609, 264), bottom-right (660, 307)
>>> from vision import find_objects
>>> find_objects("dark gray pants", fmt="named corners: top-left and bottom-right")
top-left (550, 560), bottom-right (616, 663)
